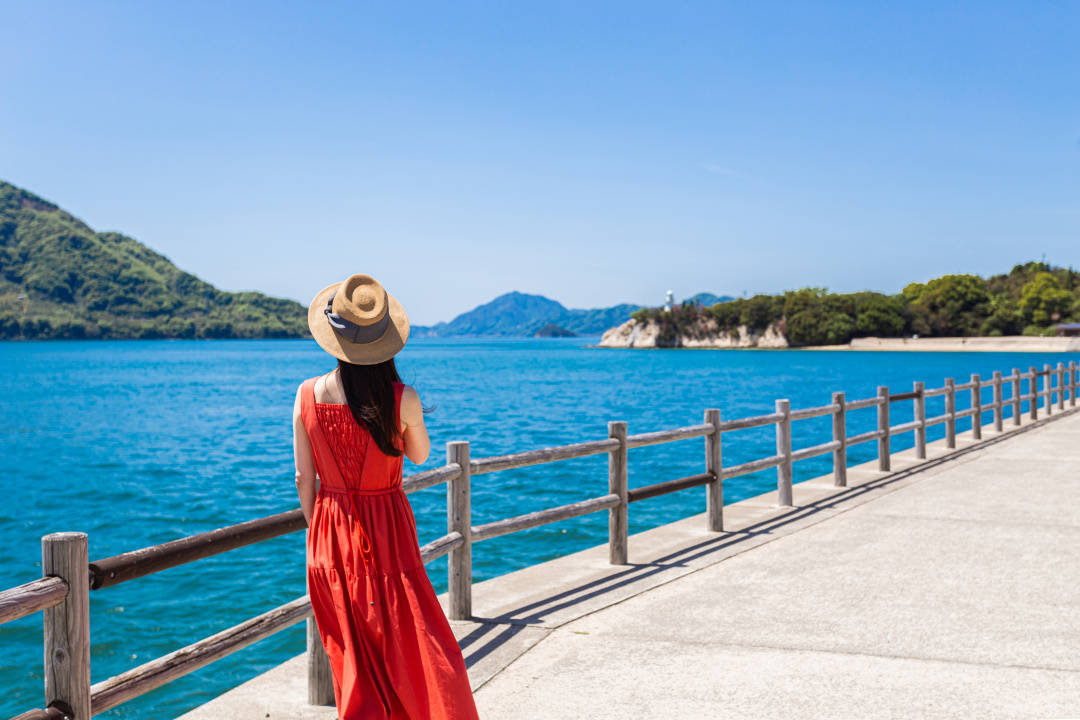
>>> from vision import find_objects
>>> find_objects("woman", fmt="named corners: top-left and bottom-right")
top-left (292, 273), bottom-right (479, 720)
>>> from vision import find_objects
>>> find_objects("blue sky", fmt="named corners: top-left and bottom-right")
top-left (2, 1), bottom-right (1077, 324)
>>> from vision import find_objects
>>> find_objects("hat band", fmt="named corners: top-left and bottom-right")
top-left (324, 291), bottom-right (391, 344)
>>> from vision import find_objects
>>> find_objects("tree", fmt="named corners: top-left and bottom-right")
top-left (902, 274), bottom-right (990, 336)
top-left (1019, 272), bottom-right (1072, 327)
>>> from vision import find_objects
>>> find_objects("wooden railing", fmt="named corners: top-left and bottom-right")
top-left (3, 360), bottom-right (1078, 719)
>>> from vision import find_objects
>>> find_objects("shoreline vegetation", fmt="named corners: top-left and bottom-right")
top-left (599, 263), bottom-right (1080, 350)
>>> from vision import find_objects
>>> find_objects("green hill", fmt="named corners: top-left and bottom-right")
top-left (0, 181), bottom-right (309, 339)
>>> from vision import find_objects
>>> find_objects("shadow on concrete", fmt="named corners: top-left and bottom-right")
top-left (457, 412), bottom-right (1063, 668)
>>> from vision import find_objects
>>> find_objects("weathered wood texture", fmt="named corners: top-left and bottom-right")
top-left (845, 396), bottom-right (884, 411)
top-left (43, 533), bottom-right (90, 720)
top-left (775, 399), bottom-right (793, 507)
top-left (832, 391), bottom-right (847, 486)
top-left (1067, 360), bottom-right (1075, 405)
top-left (720, 454), bottom-right (784, 479)
top-left (715, 411), bottom-right (784, 432)
top-left (627, 423), bottom-right (713, 449)
top-left (403, 463), bottom-right (461, 494)
top-left (89, 510), bottom-right (305, 590)
top-left (914, 381), bottom-right (927, 459)
top-left (887, 420), bottom-right (920, 435)
top-left (90, 596), bottom-right (310, 714)
top-left (789, 403), bottom-right (839, 420)
top-left (446, 441), bottom-right (472, 620)
top-left (1012, 369), bottom-right (1022, 425)
top-left (472, 494), bottom-right (620, 541)
top-left (704, 410), bottom-right (723, 532)
top-left (846, 428), bottom-right (885, 446)
top-left (10, 706), bottom-right (69, 720)
top-left (791, 439), bottom-right (841, 463)
top-left (970, 374), bottom-right (982, 439)
top-left (419, 531), bottom-right (464, 564)
top-left (306, 571), bottom-right (333, 706)
top-left (0, 577), bottom-right (67, 625)
top-left (945, 378), bottom-right (957, 448)
top-left (470, 438), bottom-right (618, 474)
top-left (877, 386), bottom-right (890, 471)
top-left (608, 421), bottom-right (629, 563)
top-left (1044, 364), bottom-right (1053, 416)
top-left (992, 371), bottom-right (1004, 432)
top-left (1030, 366), bottom-right (1039, 420)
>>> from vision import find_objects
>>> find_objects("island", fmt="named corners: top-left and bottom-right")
top-left (533, 323), bottom-right (576, 338)
top-left (598, 264), bottom-right (1080, 350)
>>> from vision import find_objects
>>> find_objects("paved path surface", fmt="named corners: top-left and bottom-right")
top-left (177, 407), bottom-right (1080, 720)
top-left (474, 411), bottom-right (1080, 719)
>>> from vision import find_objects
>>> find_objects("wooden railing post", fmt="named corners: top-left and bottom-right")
top-left (945, 378), bottom-right (956, 448)
top-left (1029, 366), bottom-right (1039, 420)
top-left (1057, 362), bottom-right (1066, 411)
top-left (913, 381), bottom-right (926, 459)
top-left (608, 421), bottom-right (629, 562)
top-left (447, 441), bottom-right (472, 620)
top-left (775, 399), bottom-right (792, 506)
top-left (42, 532), bottom-right (90, 720)
top-left (1012, 369), bottom-right (1022, 425)
top-left (307, 578), bottom-right (334, 705)
top-left (992, 371), bottom-right (1003, 432)
top-left (1070, 361), bottom-right (1077, 407)
top-left (970, 374), bottom-right (982, 440)
top-left (704, 410), bottom-right (723, 532)
top-left (306, 626), bottom-right (333, 705)
top-left (831, 392), bottom-right (846, 486)
top-left (876, 386), bottom-right (890, 471)
top-left (1044, 364), bottom-right (1053, 416)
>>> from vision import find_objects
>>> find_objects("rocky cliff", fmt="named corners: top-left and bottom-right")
top-left (597, 315), bottom-right (788, 348)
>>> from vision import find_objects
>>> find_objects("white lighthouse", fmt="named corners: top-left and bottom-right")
top-left (663, 290), bottom-right (675, 312)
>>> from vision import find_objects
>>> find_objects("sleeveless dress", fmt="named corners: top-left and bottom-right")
top-left (300, 375), bottom-right (479, 720)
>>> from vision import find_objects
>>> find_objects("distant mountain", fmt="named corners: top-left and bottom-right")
top-left (0, 181), bottom-right (308, 339)
top-left (412, 291), bottom-right (643, 337)
top-left (412, 290), bottom-right (734, 337)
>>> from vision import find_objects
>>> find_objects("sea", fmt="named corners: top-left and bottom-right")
top-left (2, 337), bottom-right (1075, 719)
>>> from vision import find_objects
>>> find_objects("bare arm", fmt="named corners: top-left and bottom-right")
top-left (400, 385), bottom-right (431, 465)
top-left (293, 384), bottom-right (317, 526)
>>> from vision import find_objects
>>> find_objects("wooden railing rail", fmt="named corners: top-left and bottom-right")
top-left (0, 577), bottom-right (68, 625)
top-left (7, 361), bottom-right (1078, 719)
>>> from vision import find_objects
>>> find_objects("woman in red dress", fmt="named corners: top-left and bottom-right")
top-left (292, 273), bottom-right (479, 719)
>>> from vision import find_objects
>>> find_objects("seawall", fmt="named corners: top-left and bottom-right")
top-left (814, 336), bottom-right (1080, 352)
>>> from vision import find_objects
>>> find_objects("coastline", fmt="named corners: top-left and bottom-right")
top-left (589, 335), bottom-right (1080, 352)
top-left (808, 336), bottom-right (1080, 352)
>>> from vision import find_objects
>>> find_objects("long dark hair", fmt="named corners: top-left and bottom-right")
top-left (337, 357), bottom-right (404, 457)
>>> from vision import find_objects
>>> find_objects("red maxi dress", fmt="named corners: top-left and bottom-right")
top-left (300, 375), bottom-right (479, 720)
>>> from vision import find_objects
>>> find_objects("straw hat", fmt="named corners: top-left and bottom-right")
top-left (307, 273), bottom-right (410, 364)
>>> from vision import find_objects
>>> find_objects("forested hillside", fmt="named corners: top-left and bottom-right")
top-left (412, 291), bottom-right (646, 337)
top-left (632, 264), bottom-right (1080, 347)
top-left (0, 181), bottom-right (309, 339)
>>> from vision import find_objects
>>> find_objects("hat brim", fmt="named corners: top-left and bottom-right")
top-left (307, 282), bottom-right (410, 364)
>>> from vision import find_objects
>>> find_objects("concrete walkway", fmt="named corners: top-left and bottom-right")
top-left (178, 406), bottom-right (1080, 720)
top-left (475, 411), bottom-right (1080, 719)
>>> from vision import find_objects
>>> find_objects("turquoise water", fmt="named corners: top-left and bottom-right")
top-left (2, 337), bottom-right (1075, 718)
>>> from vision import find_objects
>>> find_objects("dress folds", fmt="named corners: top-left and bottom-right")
top-left (301, 375), bottom-right (478, 720)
